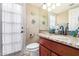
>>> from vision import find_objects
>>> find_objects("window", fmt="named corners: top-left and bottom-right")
top-left (49, 14), bottom-right (56, 29)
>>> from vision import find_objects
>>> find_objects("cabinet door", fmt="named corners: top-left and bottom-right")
top-left (50, 52), bottom-right (58, 56)
top-left (39, 38), bottom-right (57, 52)
top-left (40, 45), bottom-right (50, 56)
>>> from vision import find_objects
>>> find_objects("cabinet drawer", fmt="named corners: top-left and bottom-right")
top-left (39, 38), bottom-right (57, 52)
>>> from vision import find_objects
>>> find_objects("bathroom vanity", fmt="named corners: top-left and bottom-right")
top-left (39, 32), bottom-right (79, 56)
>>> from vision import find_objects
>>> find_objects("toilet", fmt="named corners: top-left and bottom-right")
top-left (26, 43), bottom-right (39, 56)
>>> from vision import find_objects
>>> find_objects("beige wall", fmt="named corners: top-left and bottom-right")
top-left (26, 4), bottom-right (48, 44)
top-left (39, 8), bottom-right (48, 30)
top-left (56, 11), bottom-right (68, 26)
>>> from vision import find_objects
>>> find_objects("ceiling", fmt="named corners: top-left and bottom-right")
top-left (30, 3), bottom-right (79, 14)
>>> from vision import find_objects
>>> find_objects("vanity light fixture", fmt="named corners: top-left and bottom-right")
top-left (42, 3), bottom-right (61, 12)
top-left (56, 3), bottom-right (61, 6)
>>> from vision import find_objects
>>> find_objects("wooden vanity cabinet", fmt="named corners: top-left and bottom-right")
top-left (39, 37), bottom-right (79, 56)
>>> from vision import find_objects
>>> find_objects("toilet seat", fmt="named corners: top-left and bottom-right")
top-left (26, 43), bottom-right (39, 50)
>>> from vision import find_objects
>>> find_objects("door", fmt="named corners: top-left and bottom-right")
top-left (40, 45), bottom-right (50, 56)
top-left (2, 3), bottom-right (23, 55)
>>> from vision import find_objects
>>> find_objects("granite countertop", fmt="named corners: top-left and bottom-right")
top-left (39, 32), bottom-right (79, 49)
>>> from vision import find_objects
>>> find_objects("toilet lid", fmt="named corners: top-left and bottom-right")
top-left (26, 43), bottom-right (39, 50)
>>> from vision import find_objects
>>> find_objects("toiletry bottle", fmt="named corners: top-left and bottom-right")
top-left (73, 31), bottom-right (76, 37)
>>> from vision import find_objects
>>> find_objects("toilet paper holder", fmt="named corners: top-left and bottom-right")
top-left (30, 34), bottom-right (34, 38)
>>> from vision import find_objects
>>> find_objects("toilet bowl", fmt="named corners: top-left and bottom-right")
top-left (26, 43), bottom-right (39, 56)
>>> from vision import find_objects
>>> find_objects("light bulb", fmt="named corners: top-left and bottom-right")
top-left (42, 3), bottom-right (47, 9)
top-left (48, 7), bottom-right (52, 12)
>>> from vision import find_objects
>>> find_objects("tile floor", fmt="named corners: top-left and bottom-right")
top-left (13, 50), bottom-right (39, 56)
top-left (13, 51), bottom-right (30, 56)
